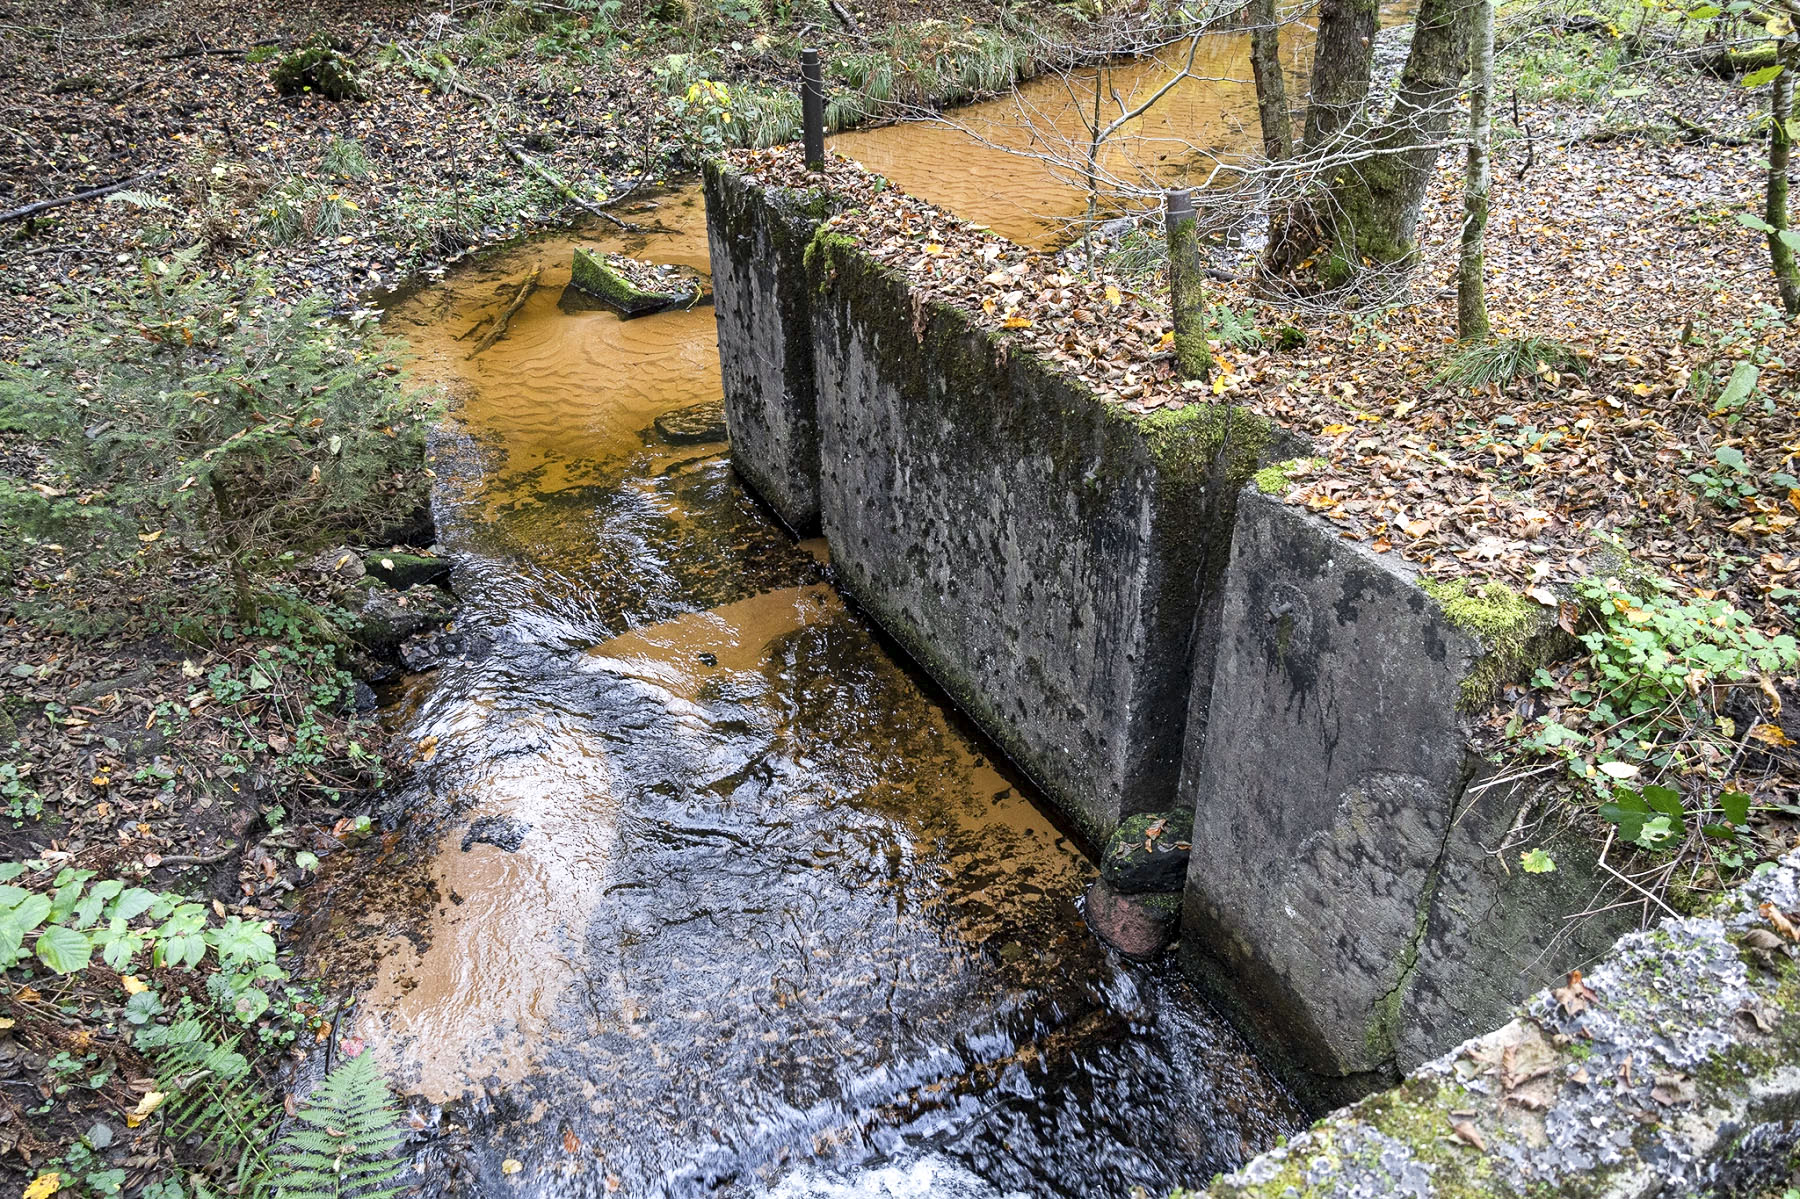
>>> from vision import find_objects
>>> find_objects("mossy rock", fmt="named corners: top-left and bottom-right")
top-left (570, 248), bottom-right (708, 318)
top-left (362, 551), bottom-right (451, 590)
top-left (350, 581), bottom-right (455, 657)
top-left (653, 400), bottom-right (727, 445)
top-left (269, 39), bottom-right (366, 102)
top-left (1100, 808), bottom-right (1194, 894)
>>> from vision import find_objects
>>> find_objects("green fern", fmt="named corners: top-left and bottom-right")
top-left (138, 1017), bottom-right (278, 1195)
top-left (1208, 302), bottom-right (1265, 349)
top-left (272, 1051), bottom-right (408, 1199)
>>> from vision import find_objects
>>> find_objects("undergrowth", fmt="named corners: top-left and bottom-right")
top-left (4, 862), bottom-right (408, 1199)
top-left (1507, 572), bottom-right (1799, 897)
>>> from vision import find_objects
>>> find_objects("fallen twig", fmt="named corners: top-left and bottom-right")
top-left (826, 0), bottom-right (862, 34)
top-left (501, 141), bottom-right (641, 231)
top-left (0, 168), bottom-right (167, 225)
top-left (466, 266), bottom-right (541, 358)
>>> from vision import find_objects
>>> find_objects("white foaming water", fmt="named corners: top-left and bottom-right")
top-left (766, 1156), bottom-right (1028, 1199)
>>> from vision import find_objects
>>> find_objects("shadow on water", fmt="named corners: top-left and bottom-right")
top-left (304, 165), bottom-right (1301, 1197)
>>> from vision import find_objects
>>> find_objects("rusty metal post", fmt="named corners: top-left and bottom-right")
top-left (1163, 188), bottom-right (1210, 381)
top-left (801, 48), bottom-right (826, 171)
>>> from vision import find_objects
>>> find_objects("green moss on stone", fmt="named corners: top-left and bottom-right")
top-left (1420, 575), bottom-right (1564, 710)
top-left (1133, 402), bottom-right (1273, 491)
top-left (1252, 456), bottom-right (1322, 495)
top-left (569, 248), bottom-right (692, 316)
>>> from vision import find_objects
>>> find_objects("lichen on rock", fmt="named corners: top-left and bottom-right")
top-left (1200, 850), bottom-right (1800, 1198)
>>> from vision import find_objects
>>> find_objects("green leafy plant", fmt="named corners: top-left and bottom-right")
top-left (1512, 574), bottom-right (1797, 868)
top-left (0, 249), bottom-right (433, 617)
top-left (271, 1051), bottom-right (408, 1199)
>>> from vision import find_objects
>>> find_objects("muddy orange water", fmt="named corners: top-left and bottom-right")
top-left (317, 49), bottom-right (1314, 1199)
top-left (835, 33), bottom-right (1303, 246)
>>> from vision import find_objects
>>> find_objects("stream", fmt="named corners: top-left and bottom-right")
top-left (312, 35), bottom-right (1311, 1199)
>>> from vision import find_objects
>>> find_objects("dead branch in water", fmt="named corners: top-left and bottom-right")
top-left (466, 266), bottom-right (541, 358)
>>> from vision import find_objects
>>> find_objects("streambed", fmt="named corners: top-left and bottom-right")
top-left (314, 36), bottom-right (1311, 1199)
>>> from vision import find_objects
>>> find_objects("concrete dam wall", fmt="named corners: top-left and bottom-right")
top-left (701, 159), bottom-right (1639, 1108)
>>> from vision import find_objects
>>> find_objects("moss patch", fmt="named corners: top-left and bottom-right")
top-left (1133, 401), bottom-right (1274, 490)
top-left (1420, 575), bottom-right (1566, 709)
top-left (1253, 456), bottom-right (1323, 495)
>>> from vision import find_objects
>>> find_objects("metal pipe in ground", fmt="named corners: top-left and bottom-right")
top-left (1163, 188), bottom-right (1210, 382)
top-left (801, 48), bottom-right (826, 171)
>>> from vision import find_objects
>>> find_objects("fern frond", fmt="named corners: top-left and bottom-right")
top-left (105, 189), bottom-right (173, 211)
top-left (140, 1016), bottom-right (278, 1195)
top-left (273, 1051), bottom-right (408, 1199)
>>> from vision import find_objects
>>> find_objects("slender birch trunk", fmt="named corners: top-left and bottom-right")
top-left (1768, 36), bottom-right (1799, 317)
top-left (1458, 0), bottom-right (1495, 340)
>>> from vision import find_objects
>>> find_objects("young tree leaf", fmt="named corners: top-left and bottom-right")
top-left (1741, 64), bottom-right (1785, 87)
top-left (1641, 784), bottom-right (1686, 821)
top-left (36, 926), bottom-right (92, 974)
top-left (1520, 848), bottom-right (1557, 873)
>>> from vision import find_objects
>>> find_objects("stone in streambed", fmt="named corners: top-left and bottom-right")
top-left (1083, 879), bottom-right (1180, 959)
top-left (1099, 809), bottom-right (1193, 894)
top-left (362, 550), bottom-right (452, 590)
top-left (653, 399), bottom-right (727, 445)
top-left (349, 579), bottom-right (455, 658)
top-left (570, 248), bottom-right (707, 318)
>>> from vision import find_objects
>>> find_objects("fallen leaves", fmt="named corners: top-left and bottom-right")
top-left (1552, 969), bottom-right (1598, 1016)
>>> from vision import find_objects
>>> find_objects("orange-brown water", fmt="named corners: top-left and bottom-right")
top-left (835, 31), bottom-right (1305, 246)
top-left (316, 39), bottom-right (1319, 1199)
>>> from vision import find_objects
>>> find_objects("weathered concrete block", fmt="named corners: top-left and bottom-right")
top-left (805, 232), bottom-right (1290, 845)
top-left (701, 161), bottom-right (829, 533)
top-left (1202, 852), bottom-right (1800, 1198)
top-left (1179, 489), bottom-right (1634, 1108)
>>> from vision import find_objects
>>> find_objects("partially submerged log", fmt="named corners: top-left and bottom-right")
top-left (465, 266), bottom-right (540, 359)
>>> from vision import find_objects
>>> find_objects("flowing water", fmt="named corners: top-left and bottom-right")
top-left (313, 31), bottom-right (1320, 1199)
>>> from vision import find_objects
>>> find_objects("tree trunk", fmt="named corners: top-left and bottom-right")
top-left (1248, 0), bottom-right (1293, 161)
top-left (1300, 0), bottom-right (1380, 150)
top-left (209, 473), bottom-right (255, 623)
top-left (1768, 36), bottom-right (1799, 317)
top-left (1457, 0), bottom-right (1494, 340)
top-left (1312, 0), bottom-right (1476, 288)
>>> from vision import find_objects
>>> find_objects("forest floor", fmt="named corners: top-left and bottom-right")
top-left (0, 0), bottom-right (1796, 1195)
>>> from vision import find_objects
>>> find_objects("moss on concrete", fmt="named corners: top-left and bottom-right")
top-left (1420, 575), bottom-right (1565, 710)
top-left (1252, 456), bottom-right (1323, 495)
top-left (1133, 402), bottom-right (1275, 492)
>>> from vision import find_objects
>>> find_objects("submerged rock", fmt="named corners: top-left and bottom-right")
top-left (570, 248), bottom-right (709, 318)
top-left (653, 399), bottom-right (728, 445)
top-left (1083, 879), bottom-right (1180, 959)
top-left (1099, 809), bottom-right (1193, 894)
top-left (461, 814), bottom-right (530, 853)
